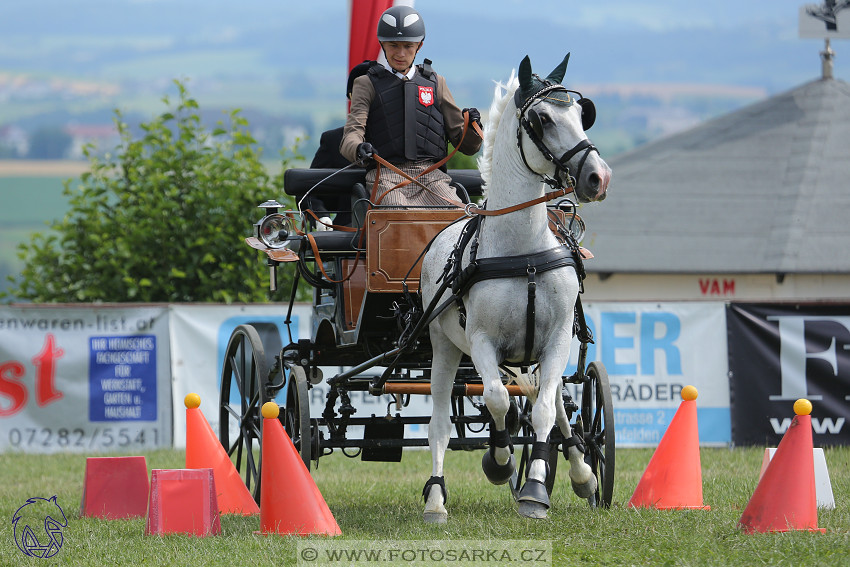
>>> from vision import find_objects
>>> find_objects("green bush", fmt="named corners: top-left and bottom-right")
top-left (6, 81), bottom-right (300, 303)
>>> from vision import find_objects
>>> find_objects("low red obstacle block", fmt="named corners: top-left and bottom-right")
top-left (80, 456), bottom-right (149, 519)
top-left (145, 468), bottom-right (222, 536)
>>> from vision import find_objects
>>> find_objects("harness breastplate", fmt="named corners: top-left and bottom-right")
top-left (366, 61), bottom-right (447, 165)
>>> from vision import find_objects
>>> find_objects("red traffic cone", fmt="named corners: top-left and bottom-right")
top-left (739, 399), bottom-right (826, 534)
top-left (185, 393), bottom-right (259, 515)
top-left (258, 402), bottom-right (341, 536)
top-left (628, 385), bottom-right (710, 510)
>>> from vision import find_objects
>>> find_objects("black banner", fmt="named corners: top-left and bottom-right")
top-left (727, 303), bottom-right (850, 446)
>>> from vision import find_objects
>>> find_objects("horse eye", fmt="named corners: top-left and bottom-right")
top-left (538, 112), bottom-right (551, 125)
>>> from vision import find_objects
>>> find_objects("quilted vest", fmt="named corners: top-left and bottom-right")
top-left (366, 60), bottom-right (447, 165)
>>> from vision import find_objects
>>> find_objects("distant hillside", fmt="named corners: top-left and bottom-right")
top-left (0, 0), bottom-right (834, 160)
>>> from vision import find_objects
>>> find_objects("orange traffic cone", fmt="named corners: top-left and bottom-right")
top-left (628, 385), bottom-right (710, 510)
top-left (258, 402), bottom-right (341, 536)
top-left (739, 399), bottom-right (826, 534)
top-left (184, 393), bottom-right (259, 515)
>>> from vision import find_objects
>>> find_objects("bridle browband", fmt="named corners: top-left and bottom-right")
top-left (516, 82), bottom-right (599, 192)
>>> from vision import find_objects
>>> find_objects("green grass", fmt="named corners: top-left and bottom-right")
top-left (0, 447), bottom-right (847, 566)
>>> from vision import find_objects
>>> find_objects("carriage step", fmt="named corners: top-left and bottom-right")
top-left (362, 417), bottom-right (404, 462)
top-left (382, 382), bottom-right (525, 397)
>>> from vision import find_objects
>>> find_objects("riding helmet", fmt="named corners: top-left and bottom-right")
top-left (377, 5), bottom-right (425, 42)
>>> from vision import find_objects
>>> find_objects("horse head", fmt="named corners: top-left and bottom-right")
top-left (513, 54), bottom-right (611, 202)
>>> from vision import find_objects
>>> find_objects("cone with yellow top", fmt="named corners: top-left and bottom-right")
top-left (738, 399), bottom-right (826, 533)
top-left (627, 385), bottom-right (710, 510)
top-left (258, 401), bottom-right (341, 536)
top-left (184, 393), bottom-right (259, 515)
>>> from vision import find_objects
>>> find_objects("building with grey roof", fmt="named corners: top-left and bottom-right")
top-left (578, 71), bottom-right (850, 301)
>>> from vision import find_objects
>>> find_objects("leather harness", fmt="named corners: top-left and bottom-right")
top-left (442, 213), bottom-right (586, 367)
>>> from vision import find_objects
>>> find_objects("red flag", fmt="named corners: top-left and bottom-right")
top-left (348, 0), bottom-right (395, 73)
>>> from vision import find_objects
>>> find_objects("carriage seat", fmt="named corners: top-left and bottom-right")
top-left (284, 167), bottom-right (485, 256)
top-left (283, 167), bottom-right (485, 214)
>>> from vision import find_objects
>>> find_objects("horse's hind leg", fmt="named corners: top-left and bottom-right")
top-left (554, 387), bottom-right (596, 499)
top-left (424, 334), bottom-right (462, 524)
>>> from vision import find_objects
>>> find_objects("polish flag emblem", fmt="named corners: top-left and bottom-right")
top-left (418, 86), bottom-right (434, 106)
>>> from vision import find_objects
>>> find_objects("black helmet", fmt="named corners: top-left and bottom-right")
top-left (377, 5), bottom-right (425, 43)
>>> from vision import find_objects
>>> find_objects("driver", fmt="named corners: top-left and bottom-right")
top-left (340, 5), bottom-right (483, 207)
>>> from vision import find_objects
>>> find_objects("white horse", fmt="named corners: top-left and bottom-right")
top-left (419, 54), bottom-right (612, 522)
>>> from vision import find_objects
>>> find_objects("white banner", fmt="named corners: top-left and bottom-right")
top-left (574, 302), bottom-right (730, 447)
top-left (0, 305), bottom-right (172, 453)
top-left (0, 301), bottom-right (732, 453)
top-left (168, 303), bottom-right (312, 447)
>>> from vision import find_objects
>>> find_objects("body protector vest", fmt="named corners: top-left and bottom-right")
top-left (365, 59), bottom-right (447, 166)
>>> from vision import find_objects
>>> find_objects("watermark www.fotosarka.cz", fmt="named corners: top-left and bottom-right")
top-left (297, 540), bottom-right (552, 566)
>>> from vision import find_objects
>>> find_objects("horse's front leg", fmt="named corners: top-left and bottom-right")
top-left (515, 366), bottom-right (560, 518)
top-left (470, 341), bottom-right (515, 485)
top-left (424, 334), bottom-right (462, 524)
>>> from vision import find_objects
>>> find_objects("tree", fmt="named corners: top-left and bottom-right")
top-left (6, 81), bottom-right (302, 303)
top-left (27, 126), bottom-right (72, 159)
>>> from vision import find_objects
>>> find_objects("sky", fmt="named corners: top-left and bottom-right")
top-left (1, 1), bottom-right (845, 104)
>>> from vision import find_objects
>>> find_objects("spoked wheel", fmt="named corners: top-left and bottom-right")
top-left (284, 365), bottom-right (312, 470)
top-left (219, 325), bottom-right (270, 503)
top-left (580, 361), bottom-right (615, 508)
top-left (510, 397), bottom-right (559, 501)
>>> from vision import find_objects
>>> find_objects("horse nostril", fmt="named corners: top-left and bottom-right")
top-left (588, 172), bottom-right (601, 189)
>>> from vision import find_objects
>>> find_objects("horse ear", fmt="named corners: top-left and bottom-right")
top-left (518, 55), bottom-right (533, 92)
top-left (545, 53), bottom-right (570, 84)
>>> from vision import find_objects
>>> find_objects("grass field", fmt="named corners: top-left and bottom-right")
top-left (0, 447), bottom-right (847, 566)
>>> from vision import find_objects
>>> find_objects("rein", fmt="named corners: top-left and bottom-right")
top-left (371, 111), bottom-right (484, 206)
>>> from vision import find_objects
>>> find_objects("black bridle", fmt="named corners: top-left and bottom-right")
top-left (516, 83), bottom-right (599, 192)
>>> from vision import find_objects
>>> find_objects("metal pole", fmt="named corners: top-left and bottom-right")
top-left (822, 38), bottom-right (835, 79)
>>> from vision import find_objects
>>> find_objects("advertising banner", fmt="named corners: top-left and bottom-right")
top-left (168, 303), bottom-right (312, 447)
top-left (727, 303), bottom-right (850, 445)
top-left (0, 305), bottom-right (172, 453)
top-left (576, 302), bottom-right (730, 447)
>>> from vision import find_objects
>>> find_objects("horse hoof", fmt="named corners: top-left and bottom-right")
top-left (571, 476), bottom-right (598, 499)
top-left (482, 451), bottom-right (515, 485)
top-left (517, 500), bottom-right (548, 519)
top-left (424, 511), bottom-right (448, 524)
top-left (517, 478), bottom-right (551, 508)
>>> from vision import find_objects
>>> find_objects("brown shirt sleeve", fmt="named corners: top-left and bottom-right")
top-left (340, 75), bottom-right (374, 163)
top-left (437, 74), bottom-right (483, 156)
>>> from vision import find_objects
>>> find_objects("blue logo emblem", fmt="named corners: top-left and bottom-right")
top-left (12, 496), bottom-right (67, 558)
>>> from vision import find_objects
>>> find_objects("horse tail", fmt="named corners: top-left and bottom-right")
top-left (506, 366), bottom-right (539, 403)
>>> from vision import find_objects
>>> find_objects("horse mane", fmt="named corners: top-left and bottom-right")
top-left (477, 70), bottom-right (519, 192)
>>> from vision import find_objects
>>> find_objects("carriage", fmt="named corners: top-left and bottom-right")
top-left (218, 54), bottom-right (615, 520)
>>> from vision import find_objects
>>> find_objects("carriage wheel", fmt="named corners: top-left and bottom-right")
top-left (219, 325), bottom-right (269, 503)
top-left (580, 361), bottom-right (615, 508)
top-left (510, 397), bottom-right (559, 501)
top-left (284, 365), bottom-right (312, 470)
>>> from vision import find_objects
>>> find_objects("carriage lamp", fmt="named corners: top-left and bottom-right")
top-left (258, 199), bottom-right (283, 212)
top-left (256, 212), bottom-right (294, 249)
